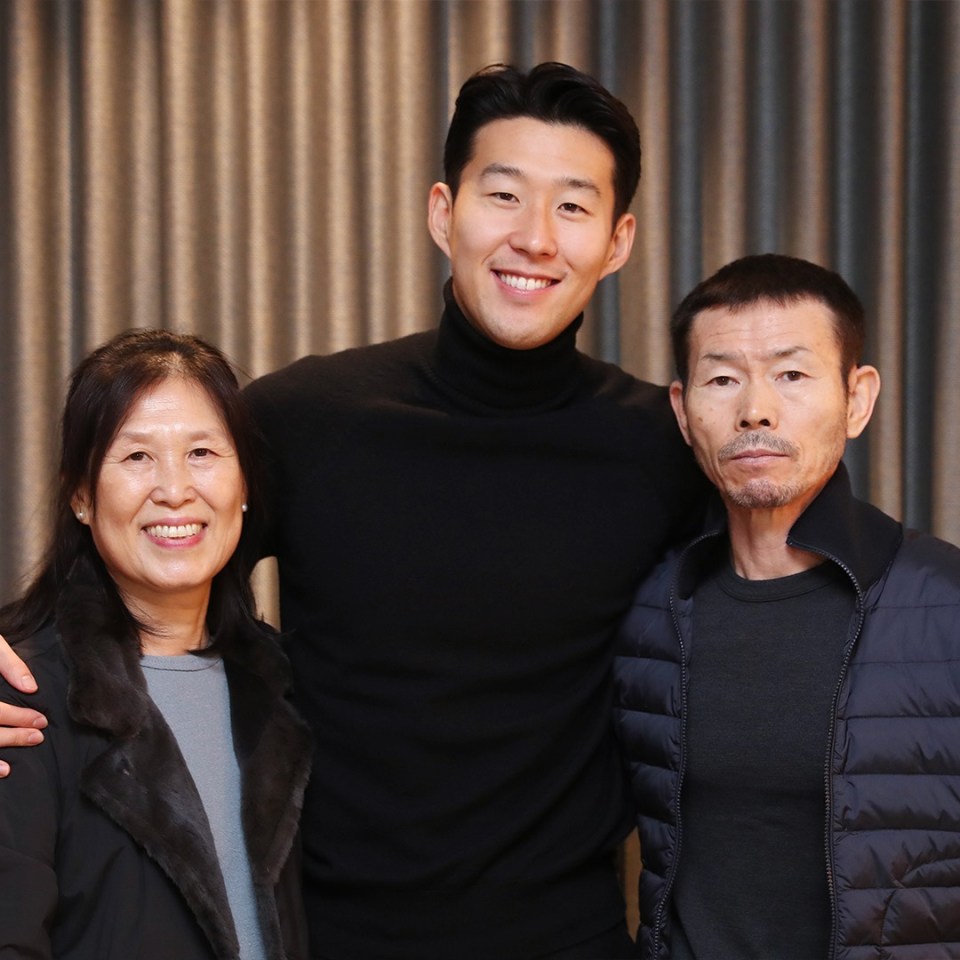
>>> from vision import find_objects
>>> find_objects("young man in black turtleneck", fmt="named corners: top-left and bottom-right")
top-left (0, 64), bottom-right (705, 959)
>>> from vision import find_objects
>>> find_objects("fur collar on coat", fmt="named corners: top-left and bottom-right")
top-left (54, 558), bottom-right (313, 959)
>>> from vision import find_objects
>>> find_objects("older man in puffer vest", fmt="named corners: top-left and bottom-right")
top-left (615, 253), bottom-right (960, 960)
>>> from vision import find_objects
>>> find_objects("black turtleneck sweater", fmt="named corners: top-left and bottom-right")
top-left (244, 289), bottom-right (705, 959)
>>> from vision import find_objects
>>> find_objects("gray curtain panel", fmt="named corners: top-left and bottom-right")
top-left (2, 0), bottom-right (958, 605)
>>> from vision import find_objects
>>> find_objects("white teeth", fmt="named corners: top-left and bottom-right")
top-left (145, 523), bottom-right (202, 539)
top-left (497, 272), bottom-right (553, 291)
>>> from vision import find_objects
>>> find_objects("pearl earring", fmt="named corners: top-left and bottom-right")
top-left (241, 503), bottom-right (248, 513)
top-left (76, 509), bottom-right (84, 521)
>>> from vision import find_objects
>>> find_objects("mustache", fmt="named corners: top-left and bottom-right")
top-left (718, 431), bottom-right (798, 462)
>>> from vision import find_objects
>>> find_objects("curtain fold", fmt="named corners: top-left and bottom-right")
top-left (2, 0), bottom-right (958, 585)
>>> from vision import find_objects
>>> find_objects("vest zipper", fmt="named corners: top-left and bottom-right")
top-left (790, 540), bottom-right (866, 960)
top-left (653, 532), bottom-right (714, 960)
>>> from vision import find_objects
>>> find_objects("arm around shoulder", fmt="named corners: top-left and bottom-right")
top-left (0, 674), bottom-right (62, 959)
top-left (0, 633), bottom-right (48, 774)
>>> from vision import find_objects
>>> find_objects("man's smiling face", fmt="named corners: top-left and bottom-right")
top-left (428, 116), bottom-right (635, 350)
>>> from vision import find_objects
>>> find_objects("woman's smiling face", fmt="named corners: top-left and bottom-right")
top-left (75, 376), bottom-right (246, 614)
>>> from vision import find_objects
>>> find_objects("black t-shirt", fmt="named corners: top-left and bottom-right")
top-left (672, 549), bottom-right (854, 960)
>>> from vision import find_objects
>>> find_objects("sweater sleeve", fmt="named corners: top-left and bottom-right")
top-left (659, 427), bottom-right (712, 543)
top-left (242, 354), bottom-right (344, 563)
top-left (243, 371), bottom-right (289, 561)
top-left (0, 674), bottom-right (61, 960)
top-left (629, 380), bottom-right (711, 546)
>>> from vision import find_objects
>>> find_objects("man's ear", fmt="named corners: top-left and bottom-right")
top-left (599, 212), bottom-right (636, 280)
top-left (669, 380), bottom-right (693, 446)
top-left (846, 364), bottom-right (881, 439)
top-left (427, 183), bottom-right (454, 259)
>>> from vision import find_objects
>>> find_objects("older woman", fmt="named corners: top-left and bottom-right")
top-left (0, 330), bottom-right (311, 959)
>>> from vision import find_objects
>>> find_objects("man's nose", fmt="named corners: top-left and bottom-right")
top-left (510, 201), bottom-right (558, 257)
top-left (737, 380), bottom-right (777, 430)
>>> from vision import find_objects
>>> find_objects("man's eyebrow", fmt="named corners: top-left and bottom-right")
top-left (479, 163), bottom-right (602, 197)
top-left (700, 345), bottom-right (813, 364)
top-left (480, 162), bottom-right (524, 181)
top-left (560, 176), bottom-right (602, 197)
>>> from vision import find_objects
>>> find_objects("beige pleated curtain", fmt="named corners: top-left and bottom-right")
top-left (2, 0), bottom-right (960, 602)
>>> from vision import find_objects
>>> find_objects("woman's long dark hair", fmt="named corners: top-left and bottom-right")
top-left (0, 329), bottom-right (267, 654)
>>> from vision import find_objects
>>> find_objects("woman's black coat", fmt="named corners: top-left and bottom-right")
top-left (0, 567), bottom-right (313, 959)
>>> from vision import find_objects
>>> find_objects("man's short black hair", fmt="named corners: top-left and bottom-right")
top-left (443, 62), bottom-right (641, 223)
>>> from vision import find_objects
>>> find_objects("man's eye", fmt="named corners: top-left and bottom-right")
top-left (559, 202), bottom-right (585, 214)
top-left (710, 376), bottom-right (734, 386)
top-left (782, 370), bottom-right (806, 381)
top-left (492, 192), bottom-right (517, 202)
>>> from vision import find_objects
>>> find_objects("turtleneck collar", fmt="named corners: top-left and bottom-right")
top-left (430, 280), bottom-right (585, 414)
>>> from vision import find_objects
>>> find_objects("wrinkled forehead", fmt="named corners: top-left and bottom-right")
top-left (690, 297), bottom-right (842, 356)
